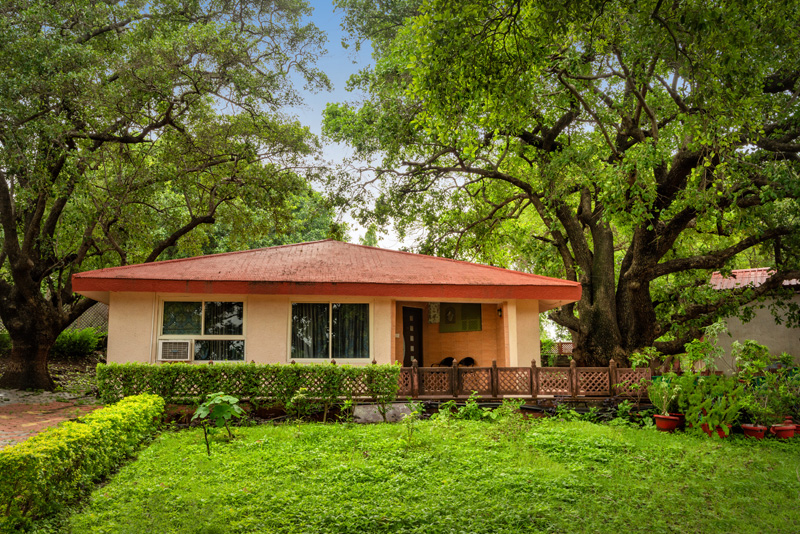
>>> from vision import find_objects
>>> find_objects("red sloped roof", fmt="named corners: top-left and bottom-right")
top-left (710, 268), bottom-right (800, 290)
top-left (72, 239), bottom-right (581, 303)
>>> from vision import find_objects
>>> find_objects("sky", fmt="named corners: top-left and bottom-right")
top-left (286, 1), bottom-right (406, 249)
top-left (291, 1), bottom-right (370, 138)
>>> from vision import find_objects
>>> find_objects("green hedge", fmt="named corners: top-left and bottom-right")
top-left (0, 394), bottom-right (164, 529)
top-left (52, 327), bottom-right (104, 360)
top-left (96, 362), bottom-right (402, 407)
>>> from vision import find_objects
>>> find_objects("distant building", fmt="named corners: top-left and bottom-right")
top-left (710, 268), bottom-right (800, 371)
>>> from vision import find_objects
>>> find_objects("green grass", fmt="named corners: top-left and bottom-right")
top-left (62, 420), bottom-right (799, 534)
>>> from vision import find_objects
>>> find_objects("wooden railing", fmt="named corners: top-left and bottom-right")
top-left (397, 359), bottom-right (650, 399)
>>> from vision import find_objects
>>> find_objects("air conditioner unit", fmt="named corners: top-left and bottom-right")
top-left (158, 340), bottom-right (193, 362)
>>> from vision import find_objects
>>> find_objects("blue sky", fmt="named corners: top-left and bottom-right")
top-left (286, 1), bottom-right (392, 244)
top-left (291, 1), bottom-right (371, 144)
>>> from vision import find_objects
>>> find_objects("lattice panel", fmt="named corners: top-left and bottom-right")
top-left (497, 368), bottom-right (531, 395)
top-left (420, 369), bottom-right (451, 395)
top-left (258, 374), bottom-right (281, 398)
top-left (615, 368), bottom-right (651, 396)
top-left (398, 370), bottom-right (413, 396)
top-left (458, 368), bottom-right (491, 395)
top-left (538, 368), bottom-right (571, 395)
top-left (557, 342), bottom-right (574, 354)
top-left (343, 375), bottom-right (370, 398)
top-left (577, 368), bottom-right (610, 396)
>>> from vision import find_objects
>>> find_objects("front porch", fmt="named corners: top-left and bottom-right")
top-left (391, 300), bottom-right (538, 368)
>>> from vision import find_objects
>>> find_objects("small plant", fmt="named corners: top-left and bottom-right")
top-left (337, 399), bottom-right (355, 423)
top-left (629, 346), bottom-right (661, 369)
top-left (286, 387), bottom-right (317, 420)
top-left (681, 321), bottom-right (727, 373)
top-left (680, 375), bottom-right (743, 436)
top-left (615, 399), bottom-right (634, 420)
top-left (732, 339), bottom-right (772, 379)
top-left (648, 375), bottom-right (680, 416)
top-left (400, 400), bottom-right (424, 448)
top-left (192, 392), bottom-right (245, 455)
top-left (456, 392), bottom-right (490, 420)
top-left (430, 400), bottom-right (457, 423)
top-left (553, 402), bottom-right (581, 422)
top-left (580, 406), bottom-right (601, 424)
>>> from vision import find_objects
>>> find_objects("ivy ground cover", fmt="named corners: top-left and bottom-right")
top-left (66, 421), bottom-right (799, 534)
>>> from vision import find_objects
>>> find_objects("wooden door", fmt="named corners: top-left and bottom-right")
top-left (402, 307), bottom-right (423, 367)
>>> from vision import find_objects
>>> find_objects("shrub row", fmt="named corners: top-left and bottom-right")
top-left (96, 362), bottom-right (402, 407)
top-left (0, 394), bottom-right (164, 529)
top-left (0, 327), bottom-right (103, 360)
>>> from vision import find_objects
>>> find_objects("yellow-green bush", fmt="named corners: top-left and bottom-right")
top-left (0, 394), bottom-right (164, 529)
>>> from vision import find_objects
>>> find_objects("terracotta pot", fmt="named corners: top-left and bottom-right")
top-left (654, 414), bottom-right (681, 432)
top-left (783, 417), bottom-right (796, 435)
top-left (669, 413), bottom-right (686, 430)
top-left (741, 424), bottom-right (767, 439)
top-left (770, 425), bottom-right (795, 439)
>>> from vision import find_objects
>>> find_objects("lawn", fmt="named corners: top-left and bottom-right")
top-left (61, 418), bottom-right (800, 534)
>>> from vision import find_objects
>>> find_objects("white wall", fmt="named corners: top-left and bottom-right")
top-left (715, 294), bottom-right (800, 372)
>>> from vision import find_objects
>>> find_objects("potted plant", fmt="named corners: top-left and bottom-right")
top-left (683, 374), bottom-right (743, 438)
top-left (740, 383), bottom-right (779, 439)
top-left (648, 374), bottom-right (681, 432)
top-left (681, 321), bottom-right (728, 375)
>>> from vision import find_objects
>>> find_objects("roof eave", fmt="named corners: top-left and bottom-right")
top-left (72, 278), bottom-right (582, 302)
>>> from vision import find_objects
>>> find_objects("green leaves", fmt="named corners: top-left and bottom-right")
top-left (192, 392), bottom-right (246, 429)
top-left (0, 393), bottom-right (164, 529)
top-left (326, 0), bottom-right (800, 363)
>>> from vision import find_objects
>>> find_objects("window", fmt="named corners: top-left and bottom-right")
top-left (439, 303), bottom-right (482, 333)
top-left (291, 303), bottom-right (369, 360)
top-left (160, 301), bottom-right (245, 361)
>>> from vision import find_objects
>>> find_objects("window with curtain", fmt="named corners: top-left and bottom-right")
top-left (161, 301), bottom-right (245, 361)
top-left (291, 303), bottom-right (369, 360)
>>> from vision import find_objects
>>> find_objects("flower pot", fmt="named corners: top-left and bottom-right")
top-left (741, 424), bottom-right (767, 439)
top-left (770, 425), bottom-right (795, 439)
top-left (669, 413), bottom-right (686, 430)
top-left (654, 414), bottom-right (681, 432)
top-left (782, 417), bottom-right (796, 435)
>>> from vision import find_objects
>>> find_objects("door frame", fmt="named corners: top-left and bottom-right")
top-left (401, 306), bottom-right (424, 367)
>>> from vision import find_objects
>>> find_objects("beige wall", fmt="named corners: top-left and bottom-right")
top-left (107, 292), bottom-right (157, 363)
top-left (514, 300), bottom-right (541, 366)
top-left (107, 292), bottom-right (544, 367)
top-left (716, 295), bottom-right (800, 372)
top-left (106, 293), bottom-right (393, 365)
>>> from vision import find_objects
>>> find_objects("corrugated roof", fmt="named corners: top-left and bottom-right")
top-left (710, 268), bottom-right (800, 290)
top-left (72, 240), bottom-right (582, 303)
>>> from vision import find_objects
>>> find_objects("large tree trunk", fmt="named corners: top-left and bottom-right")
top-left (0, 338), bottom-right (57, 390)
top-left (0, 290), bottom-right (64, 391)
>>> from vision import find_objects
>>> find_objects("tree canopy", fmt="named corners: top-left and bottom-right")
top-left (0, 0), bottom-right (333, 388)
top-left (325, 0), bottom-right (800, 365)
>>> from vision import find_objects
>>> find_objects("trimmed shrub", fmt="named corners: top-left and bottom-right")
top-left (52, 327), bottom-right (103, 360)
top-left (96, 362), bottom-right (402, 409)
top-left (0, 393), bottom-right (164, 529)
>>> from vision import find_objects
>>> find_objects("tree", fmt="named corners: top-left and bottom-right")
top-left (325, 0), bottom-right (800, 366)
top-left (0, 0), bottom-right (330, 389)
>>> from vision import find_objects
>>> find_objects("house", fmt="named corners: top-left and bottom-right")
top-left (710, 268), bottom-right (800, 370)
top-left (72, 240), bottom-right (581, 367)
